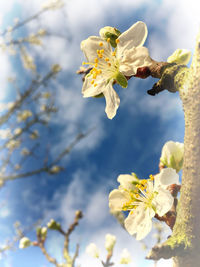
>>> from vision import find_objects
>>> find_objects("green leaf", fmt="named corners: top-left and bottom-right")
top-left (116, 72), bottom-right (128, 88)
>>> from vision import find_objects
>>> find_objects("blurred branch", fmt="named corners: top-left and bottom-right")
top-left (0, 129), bottom-right (93, 182)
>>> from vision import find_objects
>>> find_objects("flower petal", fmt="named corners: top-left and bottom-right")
top-left (155, 168), bottom-right (179, 189)
top-left (124, 205), bottom-right (153, 240)
top-left (103, 83), bottom-right (120, 119)
top-left (117, 174), bottom-right (138, 191)
top-left (82, 74), bottom-right (104, 97)
top-left (117, 21), bottom-right (148, 56)
top-left (81, 36), bottom-right (112, 62)
top-left (119, 47), bottom-right (152, 76)
top-left (109, 189), bottom-right (130, 211)
top-left (154, 187), bottom-right (174, 216)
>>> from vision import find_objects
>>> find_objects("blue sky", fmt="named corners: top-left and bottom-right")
top-left (0, 0), bottom-right (199, 266)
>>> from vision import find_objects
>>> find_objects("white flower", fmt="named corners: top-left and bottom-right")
top-left (0, 129), bottom-right (12, 139)
top-left (17, 110), bottom-right (32, 122)
top-left (105, 234), bottom-right (116, 253)
top-left (81, 21), bottom-right (152, 119)
top-left (119, 248), bottom-right (131, 264)
top-left (160, 141), bottom-right (184, 172)
top-left (14, 128), bottom-right (22, 135)
top-left (6, 139), bottom-right (21, 150)
top-left (109, 172), bottom-right (177, 240)
top-left (86, 243), bottom-right (100, 258)
top-left (19, 237), bottom-right (31, 249)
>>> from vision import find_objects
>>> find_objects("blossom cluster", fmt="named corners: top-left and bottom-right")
top-left (109, 141), bottom-right (183, 240)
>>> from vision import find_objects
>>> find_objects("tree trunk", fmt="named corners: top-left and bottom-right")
top-left (172, 32), bottom-right (200, 267)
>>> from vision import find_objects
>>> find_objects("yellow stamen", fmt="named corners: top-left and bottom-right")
top-left (94, 58), bottom-right (98, 63)
top-left (97, 70), bottom-right (102, 74)
top-left (99, 42), bottom-right (103, 47)
top-left (95, 63), bottom-right (98, 68)
top-left (100, 49), bottom-right (104, 53)
top-left (107, 38), bottom-right (110, 43)
top-left (93, 73), bottom-right (97, 79)
top-left (94, 83), bottom-right (97, 87)
top-left (91, 80), bottom-right (94, 84)
top-left (116, 38), bottom-right (120, 44)
top-left (149, 174), bottom-right (154, 181)
top-left (108, 63), bottom-right (111, 67)
top-left (112, 51), bottom-right (116, 56)
top-left (98, 54), bottom-right (103, 58)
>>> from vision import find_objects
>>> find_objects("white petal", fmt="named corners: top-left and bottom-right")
top-left (81, 36), bottom-right (112, 62)
top-left (117, 174), bottom-right (138, 190)
top-left (154, 187), bottom-right (174, 216)
top-left (117, 21), bottom-right (148, 56)
top-left (82, 74), bottom-right (104, 97)
top-left (103, 83), bottom-right (120, 119)
top-left (109, 189), bottom-right (130, 211)
top-left (124, 205), bottom-right (153, 240)
top-left (155, 168), bottom-right (179, 188)
top-left (119, 47), bottom-right (152, 76)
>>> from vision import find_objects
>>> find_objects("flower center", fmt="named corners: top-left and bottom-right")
top-left (122, 175), bottom-right (156, 211)
top-left (83, 40), bottom-right (119, 87)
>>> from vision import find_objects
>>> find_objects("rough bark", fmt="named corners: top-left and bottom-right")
top-left (171, 32), bottom-right (200, 267)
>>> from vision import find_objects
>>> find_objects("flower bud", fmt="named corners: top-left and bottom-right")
top-left (19, 237), bottom-right (32, 249)
top-left (99, 26), bottom-right (121, 48)
top-left (37, 227), bottom-right (47, 241)
top-left (41, 227), bottom-right (47, 239)
top-left (105, 234), bottom-right (116, 253)
top-left (160, 141), bottom-right (184, 173)
top-left (119, 248), bottom-right (131, 264)
top-left (47, 219), bottom-right (61, 230)
top-left (167, 49), bottom-right (191, 65)
top-left (49, 165), bottom-right (61, 174)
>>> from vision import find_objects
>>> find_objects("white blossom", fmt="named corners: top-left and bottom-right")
top-left (14, 128), bottom-right (22, 135)
top-left (109, 171), bottom-right (177, 240)
top-left (160, 141), bottom-right (184, 172)
top-left (6, 139), bottom-right (21, 150)
top-left (119, 248), bottom-right (131, 264)
top-left (81, 21), bottom-right (152, 119)
top-left (17, 110), bottom-right (32, 122)
top-left (0, 129), bottom-right (12, 139)
top-left (86, 243), bottom-right (100, 258)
